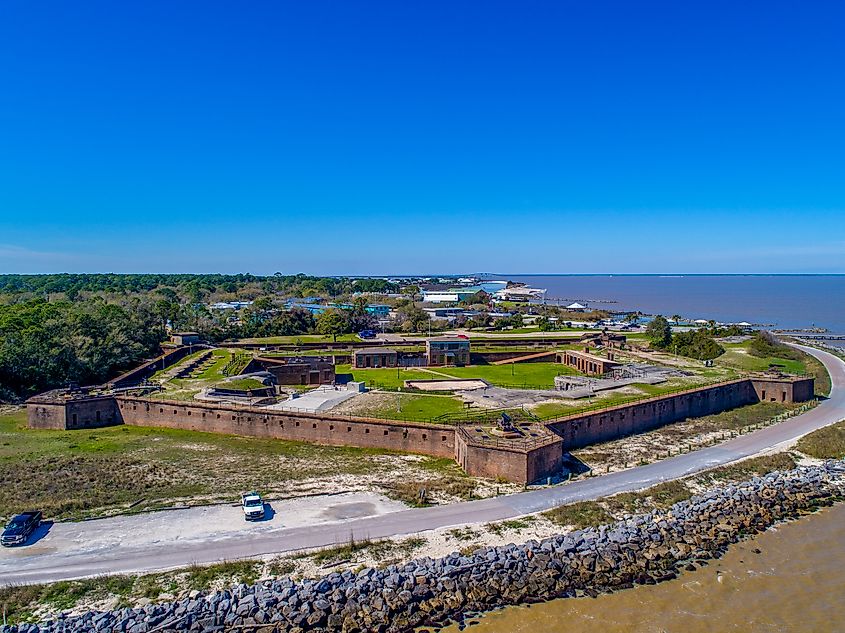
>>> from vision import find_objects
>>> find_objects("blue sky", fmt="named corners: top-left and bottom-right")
top-left (1, 0), bottom-right (844, 275)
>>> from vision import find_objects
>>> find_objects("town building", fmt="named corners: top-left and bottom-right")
top-left (353, 348), bottom-right (399, 368)
top-left (494, 286), bottom-right (546, 302)
top-left (209, 301), bottom-right (253, 311)
top-left (422, 288), bottom-right (482, 303)
top-left (426, 337), bottom-right (471, 366)
top-left (285, 301), bottom-right (391, 316)
top-left (556, 349), bottom-right (621, 376)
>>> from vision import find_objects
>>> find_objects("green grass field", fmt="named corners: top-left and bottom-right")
top-left (717, 343), bottom-right (806, 373)
top-left (434, 362), bottom-right (576, 387)
top-left (334, 364), bottom-right (439, 389)
top-left (218, 377), bottom-right (268, 391)
top-left (150, 349), bottom-right (254, 401)
top-left (529, 378), bottom-right (717, 420)
top-left (0, 408), bottom-right (459, 520)
top-left (358, 393), bottom-right (467, 422)
top-left (336, 361), bottom-right (576, 390)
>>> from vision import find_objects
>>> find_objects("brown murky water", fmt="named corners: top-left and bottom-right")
top-left (442, 503), bottom-right (845, 633)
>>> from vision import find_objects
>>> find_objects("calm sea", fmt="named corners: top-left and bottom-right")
top-left (441, 503), bottom-right (845, 633)
top-left (505, 275), bottom-right (845, 333)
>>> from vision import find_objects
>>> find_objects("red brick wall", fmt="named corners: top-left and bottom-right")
top-left (27, 402), bottom-right (67, 429)
top-left (547, 379), bottom-right (759, 450)
top-left (115, 397), bottom-right (456, 458)
top-left (454, 430), bottom-right (563, 484)
top-left (526, 440), bottom-right (564, 483)
top-left (458, 440), bottom-right (530, 483)
top-left (750, 377), bottom-right (815, 404)
top-left (27, 397), bottom-right (121, 430)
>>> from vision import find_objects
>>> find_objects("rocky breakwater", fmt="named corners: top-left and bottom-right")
top-left (6, 460), bottom-right (845, 633)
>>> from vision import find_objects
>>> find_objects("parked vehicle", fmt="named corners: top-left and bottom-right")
top-left (358, 329), bottom-right (376, 339)
top-left (1, 511), bottom-right (42, 546)
top-left (241, 491), bottom-right (265, 521)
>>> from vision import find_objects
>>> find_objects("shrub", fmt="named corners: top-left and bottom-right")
top-left (543, 501), bottom-right (613, 529)
top-left (796, 421), bottom-right (845, 459)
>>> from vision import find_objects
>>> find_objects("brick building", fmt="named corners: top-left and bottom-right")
top-left (557, 349), bottom-right (621, 376)
top-left (426, 337), bottom-right (471, 366)
top-left (353, 348), bottom-right (398, 368)
top-left (257, 357), bottom-right (335, 385)
top-left (170, 332), bottom-right (201, 346)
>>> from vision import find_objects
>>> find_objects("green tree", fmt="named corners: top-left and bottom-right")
top-left (351, 296), bottom-right (369, 317)
top-left (401, 285), bottom-right (420, 302)
top-left (645, 315), bottom-right (672, 349)
top-left (397, 304), bottom-right (430, 333)
top-left (460, 290), bottom-right (490, 306)
top-left (316, 309), bottom-right (350, 342)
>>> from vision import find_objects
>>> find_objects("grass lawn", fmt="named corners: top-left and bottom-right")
top-left (151, 349), bottom-right (254, 401)
top-left (358, 393), bottom-right (467, 422)
top-left (218, 377), bottom-right (267, 391)
top-left (435, 362), bottom-right (576, 388)
top-left (197, 349), bottom-right (248, 380)
top-left (341, 361), bottom-right (576, 390)
top-left (717, 344), bottom-right (805, 374)
top-left (334, 364), bottom-right (437, 390)
top-left (715, 341), bottom-right (831, 398)
top-left (0, 408), bottom-right (457, 521)
top-left (531, 394), bottom-right (636, 420)
top-left (466, 331), bottom-right (590, 340)
top-left (149, 349), bottom-right (208, 381)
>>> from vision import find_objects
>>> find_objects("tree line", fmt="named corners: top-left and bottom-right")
top-left (0, 273), bottom-right (398, 302)
top-left (0, 299), bottom-right (164, 401)
top-left (644, 315), bottom-right (730, 360)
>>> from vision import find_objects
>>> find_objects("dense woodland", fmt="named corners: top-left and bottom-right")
top-left (0, 274), bottom-right (400, 400)
top-left (0, 299), bottom-right (163, 400)
top-left (0, 273), bottom-right (397, 301)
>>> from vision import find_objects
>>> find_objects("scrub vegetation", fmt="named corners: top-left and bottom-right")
top-left (795, 420), bottom-right (845, 459)
top-left (0, 408), bottom-right (477, 521)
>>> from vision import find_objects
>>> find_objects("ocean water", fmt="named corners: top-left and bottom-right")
top-left (441, 503), bottom-right (845, 633)
top-left (505, 275), bottom-right (845, 333)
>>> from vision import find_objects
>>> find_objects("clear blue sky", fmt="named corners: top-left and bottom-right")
top-left (1, 1), bottom-right (844, 275)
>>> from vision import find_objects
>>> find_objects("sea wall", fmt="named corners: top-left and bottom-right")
top-left (8, 461), bottom-right (844, 633)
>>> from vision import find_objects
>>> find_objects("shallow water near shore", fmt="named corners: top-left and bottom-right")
top-left (440, 503), bottom-right (845, 633)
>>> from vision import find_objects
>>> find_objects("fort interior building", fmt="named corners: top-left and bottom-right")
top-left (426, 337), bottom-right (471, 366)
top-left (557, 349), bottom-right (621, 376)
top-left (353, 348), bottom-right (399, 368)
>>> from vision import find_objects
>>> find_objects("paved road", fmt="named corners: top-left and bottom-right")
top-left (3, 345), bottom-right (842, 585)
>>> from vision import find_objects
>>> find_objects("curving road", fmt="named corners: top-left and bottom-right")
top-left (2, 345), bottom-right (843, 585)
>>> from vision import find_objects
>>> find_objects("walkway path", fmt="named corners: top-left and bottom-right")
top-left (2, 345), bottom-right (842, 585)
top-left (490, 350), bottom-right (557, 365)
